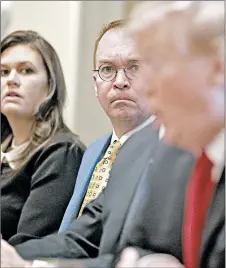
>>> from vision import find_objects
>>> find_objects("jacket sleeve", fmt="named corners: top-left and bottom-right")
top-left (9, 140), bottom-right (85, 245)
top-left (14, 191), bottom-right (104, 260)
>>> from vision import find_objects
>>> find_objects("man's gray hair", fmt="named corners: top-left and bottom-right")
top-left (127, 1), bottom-right (224, 51)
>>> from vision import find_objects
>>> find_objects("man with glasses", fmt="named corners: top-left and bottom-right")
top-left (53, 19), bottom-right (155, 233)
top-left (56, 19), bottom-right (154, 232)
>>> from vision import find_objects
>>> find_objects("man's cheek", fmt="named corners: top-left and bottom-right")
top-left (210, 86), bottom-right (224, 118)
top-left (132, 78), bottom-right (146, 95)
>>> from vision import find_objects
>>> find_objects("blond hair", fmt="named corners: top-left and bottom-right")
top-left (128, 1), bottom-right (224, 56)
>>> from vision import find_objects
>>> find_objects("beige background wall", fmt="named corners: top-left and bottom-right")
top-left (1, 0), bottom-right (140, 145)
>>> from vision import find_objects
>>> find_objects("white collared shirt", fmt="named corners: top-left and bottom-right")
top-left (205, 129), bottom-right (225, 183)
top-left (111, 115), bottom-right (157, 145)
top-left (112, 118), bottom-right (224, 183)
top-left (159, 126), bottom-right (224, 183)
top-left (1, 134), bottom-right (29, 170)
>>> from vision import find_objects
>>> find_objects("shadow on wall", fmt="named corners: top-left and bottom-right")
top-left (123, 1), bottom-right (141, 18)
top-left (75, 1), bottom-right (126, 146)
top-left (1, 1), bottom-right (14, 39)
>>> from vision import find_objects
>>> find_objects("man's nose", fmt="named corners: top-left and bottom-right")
top-left (113, 69), bottom-right (130, 90)
top-left (7, 69), bottom-right (20, 88)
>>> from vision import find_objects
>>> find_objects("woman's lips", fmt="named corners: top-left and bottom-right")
top-left (4, 91), bottom-right (22, 99)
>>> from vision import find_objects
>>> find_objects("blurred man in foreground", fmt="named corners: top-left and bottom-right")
top-left (118, 1), bottom-right (224, 267)
top-left (1, 2), bottom-right (224, 268)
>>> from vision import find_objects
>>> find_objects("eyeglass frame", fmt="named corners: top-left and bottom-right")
top-left (93, 63), bottom-right (140, 82)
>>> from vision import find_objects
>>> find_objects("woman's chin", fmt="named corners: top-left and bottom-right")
top-left (1, 106), bottom-right (24, 118)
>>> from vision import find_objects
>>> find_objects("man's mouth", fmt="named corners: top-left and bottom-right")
top-left (110, 96), bottom-right (135, 103)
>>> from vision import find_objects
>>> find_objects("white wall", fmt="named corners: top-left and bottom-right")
top-left (4, 1), bottom-right (81, 133)
top-left (74, 1), bottom-right (125, 145)
top-left (1, 1), bottom-right (14, 36)
top-left (2, 1), bottom-right (127, 145)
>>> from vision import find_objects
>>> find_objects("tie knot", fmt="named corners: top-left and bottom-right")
top-left (199, 150), bottom-right (213, 168)
top-left (194, 150), bottom-right (214, 185)
top-left (112, 139), bottom-right (121, 147)
top-left (104, 140), bottom-right (121, 160)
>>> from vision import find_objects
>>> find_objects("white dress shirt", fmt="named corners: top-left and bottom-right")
top-left (111, 115), bottom-right (159, 146)
top-left (205, 129), bottom-right (225, 183)
top-left (1, 134), bottom-right (29, 170)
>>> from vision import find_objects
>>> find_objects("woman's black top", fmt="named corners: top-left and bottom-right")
top-left (1, 132), bottom-right (86, 245)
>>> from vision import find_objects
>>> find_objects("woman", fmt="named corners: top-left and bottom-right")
top-left (1, 30), bottom-right (86, 245)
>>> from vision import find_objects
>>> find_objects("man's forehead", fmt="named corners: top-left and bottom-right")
top-left (96, 29), bottom-right (139, 62)
top-left (98, 49), bottom-right (140, 61)
top-left (134, 20), bottom-right (191, 58)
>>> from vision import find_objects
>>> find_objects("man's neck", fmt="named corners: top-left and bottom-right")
top-left (112, 116), bottom-right (150, 139)
top-left (193, 125), bottom-right (224, 157)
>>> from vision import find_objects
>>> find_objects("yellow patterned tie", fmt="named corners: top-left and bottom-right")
top-left (78, 140), bottom-right (121, 216)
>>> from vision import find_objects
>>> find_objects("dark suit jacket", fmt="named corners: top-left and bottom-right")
top-left (15, 124), bottom-right (225, 268)
top-left (2, 132), bottom-right (86, 245)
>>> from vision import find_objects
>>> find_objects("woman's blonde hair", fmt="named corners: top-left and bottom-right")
top-left (1, 30), bottom-right (74, 170)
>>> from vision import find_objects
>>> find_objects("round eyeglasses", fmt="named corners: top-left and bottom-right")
top-left (93, 63), bottom-right (140, 82)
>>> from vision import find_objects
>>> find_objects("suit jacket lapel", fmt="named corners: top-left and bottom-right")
top-left (200, 169), bottom-right (225, 265)
top-left (75, 133), bottom-right (112, 199)
top-left (58, 133), bottom-right (112, 232)
top-left (101, 124), bottom-right (159, 253)
top-left (117, 141), bottom-right (195, 260)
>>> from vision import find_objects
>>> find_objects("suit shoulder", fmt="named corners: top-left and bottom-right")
top-left (28, 131), bottom-right (86, 164)
top-left (48, 131), bottom-right (86, 151)
top-left (87, 133), bottom-right (112, 149)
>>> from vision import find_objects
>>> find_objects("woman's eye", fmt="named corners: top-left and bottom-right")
top-left (0, 69), bottom-right (10, 76)
top-left (20, 68), bottom-right (34, 74)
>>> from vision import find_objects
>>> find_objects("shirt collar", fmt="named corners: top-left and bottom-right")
top-left (205, 129), bottom-right (225, 183)
top-left (157, 125), bottom-right (224, 183)
top-left (1, 134), bottom-right (29, 170)
top-left (111, 115), bottom-right (163, 145)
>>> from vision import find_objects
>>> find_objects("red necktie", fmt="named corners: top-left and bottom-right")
top-left (183, 151), bottom-right (215, 268)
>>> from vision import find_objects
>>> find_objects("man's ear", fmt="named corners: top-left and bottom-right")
top-left (209, 54), bottom-right (224, 88)
top-left (93, 74), bottom-right (98, 97)
top-left (209, 39), bottom-right (224, 87)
